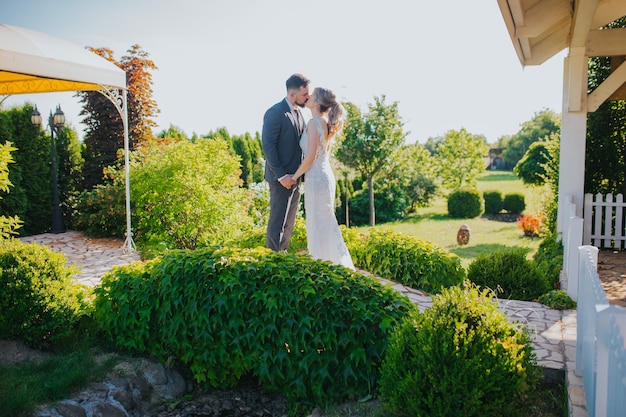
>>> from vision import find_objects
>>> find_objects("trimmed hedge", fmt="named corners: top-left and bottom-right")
top-left (93, 247), bottom-right (415, 407)
top-left (0, 238), bottom-right (91, 349)
top-left (447, 189), bottom-right (483, 219)
top-left (483, 190), bottom-right (503, 215)
top-left (503, 193), bottom-right (526, 215)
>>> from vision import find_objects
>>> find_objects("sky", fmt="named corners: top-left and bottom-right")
top-left (1, 0), bottom-right (566, 144)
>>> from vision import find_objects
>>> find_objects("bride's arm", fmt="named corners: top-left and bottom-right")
top-left (292, 122), bottom-right (320, 181)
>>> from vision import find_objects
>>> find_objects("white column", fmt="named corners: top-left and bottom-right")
top-left (557, 49), bottom-right (588, 234)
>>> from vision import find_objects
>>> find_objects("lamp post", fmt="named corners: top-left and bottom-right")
top-left (31, 104), bottom-right (66, 234)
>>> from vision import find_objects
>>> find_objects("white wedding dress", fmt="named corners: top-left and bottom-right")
top-left (299, 118), bottom-right (355, 270)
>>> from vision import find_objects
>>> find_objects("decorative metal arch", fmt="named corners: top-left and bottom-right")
top-left (2, 86), bottom-right (136, 253)
top-left (98, 86), bottom-right (135, 253)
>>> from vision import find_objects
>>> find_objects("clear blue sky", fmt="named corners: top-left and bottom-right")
top-left (1, 0), bottom-right (565, 144)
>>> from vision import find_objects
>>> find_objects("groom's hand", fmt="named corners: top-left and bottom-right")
top-left (280, 176), bottom-right (296, 189)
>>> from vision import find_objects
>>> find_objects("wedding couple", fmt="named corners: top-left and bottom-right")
top-left (261, 73), bottom-right (355, 270)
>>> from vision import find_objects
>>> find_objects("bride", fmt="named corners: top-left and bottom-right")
top-left (290, 87), bottom-right (355, 270)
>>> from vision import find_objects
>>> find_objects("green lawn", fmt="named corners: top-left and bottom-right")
top-left (359, 171), bottom-right (546, 268)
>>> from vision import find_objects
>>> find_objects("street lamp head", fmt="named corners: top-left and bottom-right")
top-left (53, 105), bottom-right (65, 128)
top-left (31, 105), bottom-right (42, 128)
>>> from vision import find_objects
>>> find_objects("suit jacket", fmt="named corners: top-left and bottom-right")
top-left (262, 98), bottom-right (303, 182)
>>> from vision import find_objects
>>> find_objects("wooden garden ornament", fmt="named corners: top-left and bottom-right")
top-left (457, 224), bottom-right (470, 245)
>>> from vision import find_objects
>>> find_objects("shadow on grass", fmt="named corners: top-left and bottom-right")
top-left (401, 213), bottom-right (451, 223)
top-left (478, 172), bottom-right (518, 182)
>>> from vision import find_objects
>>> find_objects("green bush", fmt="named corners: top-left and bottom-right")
top-left (537, 290), bottom-right (577, 310)
top-left (467, 248), bottom-right (550, 301)
top-left (347, 185), bottom-right (410, 226)
top-left (0, 238), bottom-right (91, 349)
top-left (503, 193), bottom-right (526, 215)
top-left (74, 183), bottom-right (127, 238)
top-left (93, 247), bottom-right (415, 407)
top-left (131, 139), bottom-right (254, 250)
top-left (347, 228), bottom-right (465, 294)
top-left (447, 189), bottom-right (483, 218)
top-left (379, 283), bottom-right (540, 417)
top-left (533, 232), bottom-right (563, 289)
top-left (483, 190), bottom-right (503, 215)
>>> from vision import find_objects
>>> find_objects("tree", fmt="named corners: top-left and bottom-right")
top-left (336, 96), bottom-right (407, 226)
top-left (585, 16), bottom-right (626, 195)
top-left (514, 139), bottom-right (552, 186)
top-left (56, 126), bottom-right (84, 228)
top-left (78, 45), bottom-right (159, 190)
top-left (0, 105), bottom-right (51, 235)
top-left (204, 128), bottom-right (264, 188)
top-left (435, 128), bottom-right (490, 193)
top-left (156, 124), bottom-right (188, 141)
top-left (388, 143), bottom-right (437, 211)
top-left (423, 135), bottom-right (444, 155)
top-left (502, 109), bottom-right (560, 167)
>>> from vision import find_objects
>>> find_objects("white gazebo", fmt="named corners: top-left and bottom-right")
top-left (498, 0), bottom-right (626, 295)
top-left (0, 23), bottom-right (135, 251)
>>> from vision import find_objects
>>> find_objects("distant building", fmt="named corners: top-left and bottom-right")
top-left (486, 147), bottom-right (512, 170)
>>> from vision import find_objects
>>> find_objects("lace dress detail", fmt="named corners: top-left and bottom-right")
top-left (299, 118), bottom-right (355, 269)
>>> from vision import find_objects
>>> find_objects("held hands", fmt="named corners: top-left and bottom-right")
top-left (280, 175), bottom-right (297, 189)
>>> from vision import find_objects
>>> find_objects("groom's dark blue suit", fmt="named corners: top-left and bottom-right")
top-left (262, 98), bottom-right (303, 251)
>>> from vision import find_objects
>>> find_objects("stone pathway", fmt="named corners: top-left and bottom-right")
top-left (19, 230), bottom-right (141, 287)
top-left (18, 230), bottom-right (584, 417)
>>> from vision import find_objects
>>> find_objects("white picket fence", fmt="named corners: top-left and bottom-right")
top-left (576, 246), bottom-right (626, 417)
top-left (584, 193), bottom-right (626, 248)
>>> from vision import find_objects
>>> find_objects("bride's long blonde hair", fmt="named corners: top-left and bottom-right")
top-left (314, 87), bottom-right (344, 140)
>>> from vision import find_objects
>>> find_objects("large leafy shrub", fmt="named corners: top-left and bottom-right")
top-left (74, 183), bottom-right (127, 237)
top-left (0, 239), bottom-right (91, 349)
top-left (131, 139), bottom-right (253, 249)
top-left (467, 248), bottom-right (550, 301)
top-left (93, 247), bottom-right (415, 407)
top-left (380, 283), bottom-right (540, 417)
top-left (483, 190), bottom-right (503, 215)
top-left (347, 228), bottom-right (465, 294)
top-left (447, 189), bottom-right (483, 218)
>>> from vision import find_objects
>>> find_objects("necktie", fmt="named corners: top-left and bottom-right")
top-left (294, 109), bottom-right (302, 135)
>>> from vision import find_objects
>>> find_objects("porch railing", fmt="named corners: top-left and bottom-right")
top-left (576, 245), bottom-right (626, 417)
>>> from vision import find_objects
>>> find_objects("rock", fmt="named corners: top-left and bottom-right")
top-left (92, 402), bottom-right (126, 417)
top-left (54, 402), bottom-right (86, 417)
top-left (34, 356), bottom-right (289, 417)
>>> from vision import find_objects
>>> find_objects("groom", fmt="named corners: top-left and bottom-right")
top-left (261, 73), bottom-right (310, 251)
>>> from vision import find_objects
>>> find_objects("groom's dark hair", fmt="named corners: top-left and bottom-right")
top-left (286, 73), bottom-right (310, 91)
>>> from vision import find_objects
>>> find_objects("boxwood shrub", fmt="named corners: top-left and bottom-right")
top-left (379, 283), bottom-right (540, 417)
top-left (483, 190), bottom-right (503, 215)
top-left (447, 189), bottom-right (483, 218)
top-left (0, 238), bottom-right (91, 349)
top-left (93, 247), bottom-right (415, 408)
top-left (346, 228), bottom-right (465, 294)
top-left (503, 193), bottom-right (526, 215)
top-left (467, 247), bottom-right (550, 301)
